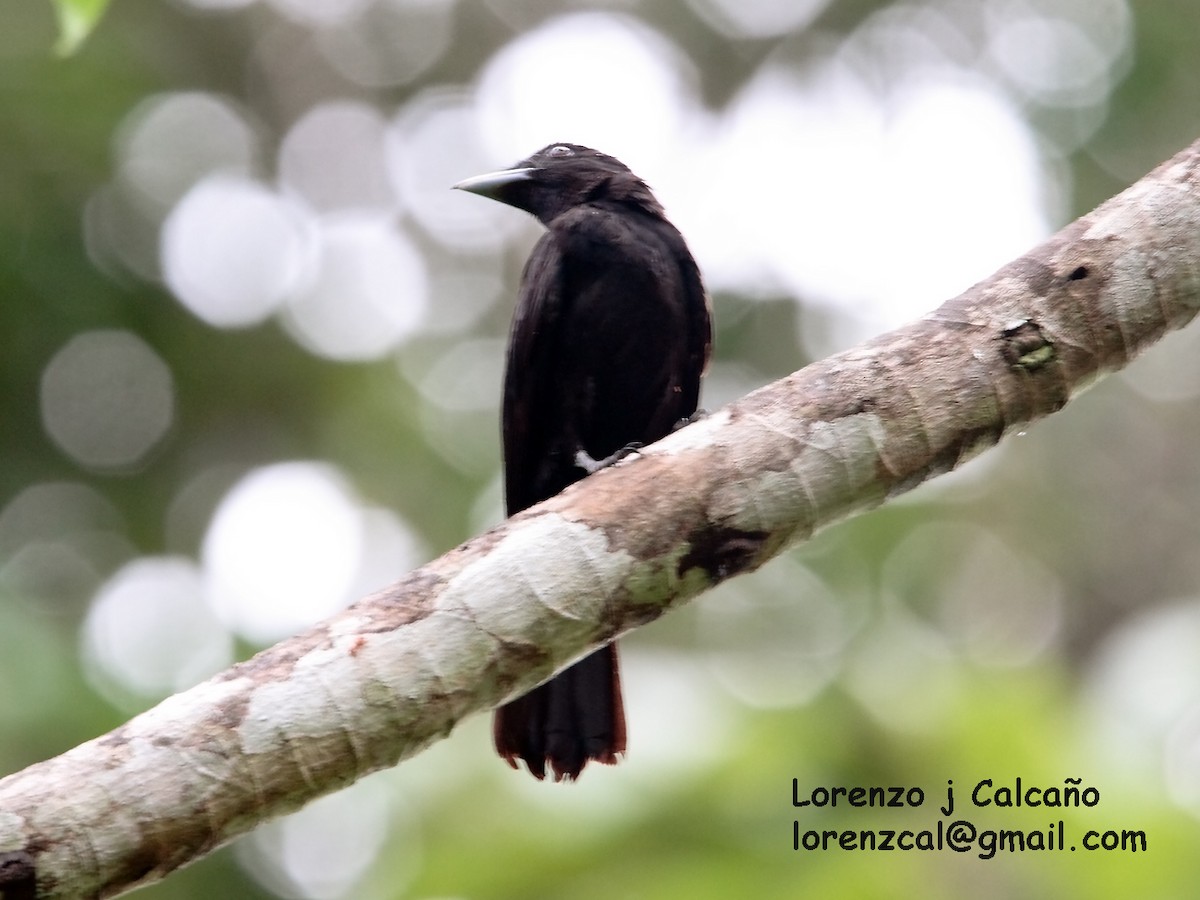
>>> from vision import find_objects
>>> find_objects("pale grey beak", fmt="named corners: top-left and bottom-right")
top-left (452, 167), bottom-right (537, 199)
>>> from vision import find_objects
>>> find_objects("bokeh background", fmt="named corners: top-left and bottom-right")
top-left (4, 0), bottom-right (1200, 896)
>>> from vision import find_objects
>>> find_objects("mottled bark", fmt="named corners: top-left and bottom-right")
top-left (4, 141), bottom-right (1200, 898)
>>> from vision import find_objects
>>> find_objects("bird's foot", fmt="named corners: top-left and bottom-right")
top-left (575, 443), bottom-right (643, 475)
top-left (672, 408), bottom-right (708, 432)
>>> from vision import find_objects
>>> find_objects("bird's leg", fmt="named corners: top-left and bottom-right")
top-left (575, 443), bottom-right (643, 475)
top-left (672, 408), bottom-right (708, 432)
top-left (575, 410), bottom-right (707, 475)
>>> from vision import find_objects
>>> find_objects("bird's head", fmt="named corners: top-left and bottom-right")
top-left (453, 143), bottom-right (662, 225)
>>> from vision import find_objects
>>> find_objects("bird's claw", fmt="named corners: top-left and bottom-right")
top-left (672, 408), bottom-right (708, 432)
top-left (575, 443), bottom-right (643, 475)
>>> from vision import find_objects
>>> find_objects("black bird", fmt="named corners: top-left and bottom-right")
top-left (454, 143), bottom-right (711, 780)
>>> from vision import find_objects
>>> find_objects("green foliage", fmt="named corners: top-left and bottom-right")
top-left (5, 1), bottom-right (1200, 897)
top-left (51, 0), bottom-right (112, 54)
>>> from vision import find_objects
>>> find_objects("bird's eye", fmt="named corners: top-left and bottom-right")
top-left (547, 145), bottom-right (574, 158)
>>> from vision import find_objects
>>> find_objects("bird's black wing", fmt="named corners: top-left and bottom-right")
top-left (501, 229), bottom-right (569, 516)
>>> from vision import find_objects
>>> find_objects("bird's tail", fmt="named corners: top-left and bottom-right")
top-left (493, 644), bottom-right (626, 781)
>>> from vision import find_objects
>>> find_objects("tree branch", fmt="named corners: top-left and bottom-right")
top-left (5, 139), bottom-right (1200, 898)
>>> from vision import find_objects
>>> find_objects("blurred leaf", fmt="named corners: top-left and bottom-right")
top-left (5, 0), bottom-right (1200, 895)
top-left (52, 0), bottom-right (111, 55)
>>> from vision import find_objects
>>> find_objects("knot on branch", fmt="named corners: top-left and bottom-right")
top-left (678, 526), bottom-right (770, 582)
top-left (1000, 319), bottom-right (1056, 371)
top-left (0, 850), bottom-right (37, 900)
